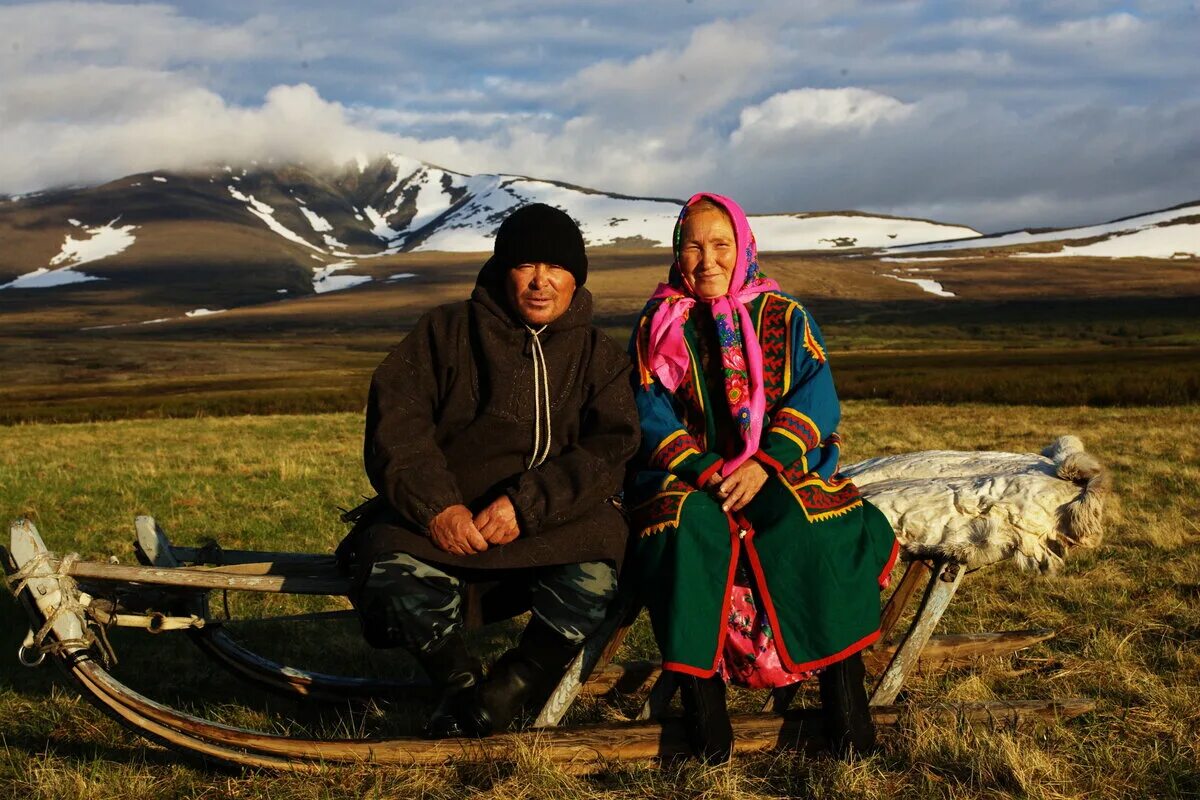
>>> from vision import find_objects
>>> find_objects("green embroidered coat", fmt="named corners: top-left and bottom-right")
top-left (627, 290), bottom-right (899, 677)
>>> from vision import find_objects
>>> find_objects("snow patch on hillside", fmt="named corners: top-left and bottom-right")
top-left (50, 219), bottom-right (138, 267)
top-left (885, 274), bottom-right (956, 297)
top-left (885, 203), bottom-right (1200, 256)
top-left (752, 215), bottom-right (979, 251)
top-left (1, 267), bottom-right (103, 290)
top-left (385, 154), bottom-right (425, 193)
top-left (1017, 221), bottom-right (1200, 259)
top-left (312, 259), bottom-right (372, 294)
top-left (364, 206), bottom-right (401, 243)
top-left (228, 186), bottom-right (322, 252)
top-left (185, 308), bottom-right (226, 317)
top-left (298, 205), bottom-right (333, 232)
top-left (394, 167), bottom-right (467, 235)
top-left (2, 218), bottom-right (137, 290)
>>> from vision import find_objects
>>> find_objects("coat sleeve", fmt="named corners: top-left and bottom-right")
top-left (630, 312), bottom-right (725, 488)
top-left (364, 311), bottom-right (465, 530)
top-left (752, 304), bottom-right (841, 477)
top-left (505, 336), bottom-right (640, 537)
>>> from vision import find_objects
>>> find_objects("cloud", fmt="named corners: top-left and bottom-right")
top-left (731, 88), bottom-right (914, 147)
top-left (1, 1), bottom-right (1199, 232)
top-left (2, 83), bottom-right (405, 191)
top-left (0, 2), bottom-right (276, 71)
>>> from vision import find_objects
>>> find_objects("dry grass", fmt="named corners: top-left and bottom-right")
top-left (1, 403), bottom-right (1198, 798)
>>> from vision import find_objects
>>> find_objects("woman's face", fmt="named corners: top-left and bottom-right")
top-left (678, 207), bottom-right (737, 300)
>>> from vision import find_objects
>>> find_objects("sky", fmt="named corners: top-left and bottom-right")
top-left (1, 0), bottom-right (1198, 231)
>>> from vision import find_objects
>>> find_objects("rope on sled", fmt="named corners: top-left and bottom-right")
top-left (6, 551), bottom-right (116, 667)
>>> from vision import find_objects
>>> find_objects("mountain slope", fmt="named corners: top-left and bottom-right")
top-left (0, 155), bottom-right (981, 299)
top-left (880, 201), bottom-right (1200, 258)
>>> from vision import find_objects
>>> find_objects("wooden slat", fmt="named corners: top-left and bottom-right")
top-left (64, 560), bottom-right (352, 595)
top-left (870, 560), bottom-right (964, 706)
top-left (863, 629), bottom-right (1056, 672)
top-left (878, 559), bottom-right (932, 644)
top-left (169, 546), bottom-right (333, 568)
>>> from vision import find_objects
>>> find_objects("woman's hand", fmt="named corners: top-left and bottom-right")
top-left (428, 504), bottom-right (489, 555)
top-left (474, 495), bottom-right (521, 546)
top-left (713, 460), bottom-right (769, 513)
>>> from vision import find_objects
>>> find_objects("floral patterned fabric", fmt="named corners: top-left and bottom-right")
top-left (717, 571), bottom-right (811, 688)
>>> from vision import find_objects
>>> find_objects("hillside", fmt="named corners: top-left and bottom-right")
top-left (0, 155), bottom-right (979, 306)
top-left (880, 201), bottom-right (1200, 259)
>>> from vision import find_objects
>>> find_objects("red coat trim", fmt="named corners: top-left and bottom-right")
top-left (741, 525), bottom-right (882, 674)
top-left (661, 513), bottom-right (742, 678)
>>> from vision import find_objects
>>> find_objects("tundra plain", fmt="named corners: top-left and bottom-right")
top-left (1, 245), bottom-right (1198, 798)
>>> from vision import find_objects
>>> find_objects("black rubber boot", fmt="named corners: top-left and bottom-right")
top-left (465, 615), bottom-right (580, 736)
top-left (818, 652), bottom-right (876, 759)
top-left (679, 674), bottom-right (733, 764)
top-left (417, 632), bottom-right (483, 739)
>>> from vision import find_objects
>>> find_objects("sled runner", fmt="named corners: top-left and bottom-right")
top-left (3, 437), bottom-right (1105, 769)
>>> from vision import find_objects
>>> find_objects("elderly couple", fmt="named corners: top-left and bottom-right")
top-left (336, 195), bottom-right (899, 763)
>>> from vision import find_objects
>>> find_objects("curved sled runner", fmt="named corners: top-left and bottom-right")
top-left (3, 437), bottom-right (1106, 770)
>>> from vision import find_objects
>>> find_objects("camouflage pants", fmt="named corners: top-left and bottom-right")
top-left (359, 552), bottom-right (617, 653)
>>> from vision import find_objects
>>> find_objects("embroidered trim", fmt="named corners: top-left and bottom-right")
top-left (635, 314), bottom-right (655, 388)
top-left (801, 311), bottom-right (826, 364)
top-left (757, 294), bottom-right (791, 408)
top-left (634, 492), bottom-right (690, 537)
top-left (776, 467), bottom-right (863, 523)
top-left (649, 429), bottom-right (702, 472)
top-left (769, 407), bottom-right (821, 454)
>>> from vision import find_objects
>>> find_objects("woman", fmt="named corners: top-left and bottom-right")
top-left (627, 193), bottom-right (899, 762)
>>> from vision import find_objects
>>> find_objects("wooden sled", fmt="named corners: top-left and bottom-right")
top-left (4, 513), bottom-right (1093, 771)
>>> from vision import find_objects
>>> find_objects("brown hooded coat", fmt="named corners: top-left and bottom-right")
top-left (336, 262), bottom-right (640, 575)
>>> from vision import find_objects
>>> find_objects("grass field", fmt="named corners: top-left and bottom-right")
top-left (2, 403), bottom-right (1198, 799)
top-left (2, 247), bottom-right (1198, 424)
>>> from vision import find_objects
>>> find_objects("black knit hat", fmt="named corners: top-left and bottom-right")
top-left (487, 203), bottom-right (588, 286)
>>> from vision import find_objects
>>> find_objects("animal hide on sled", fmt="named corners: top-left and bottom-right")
top-left (842, 436), bottom-right (1109, 573)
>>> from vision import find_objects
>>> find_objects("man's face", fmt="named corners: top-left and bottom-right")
top-left (505, 262), bottom-right (577, 326)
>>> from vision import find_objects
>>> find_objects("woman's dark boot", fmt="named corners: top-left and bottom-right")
top-left (678, 674), bottom-right (734, 764)
top-left (417, 632), bottom-right (483, 739)
top-left (465, 615), bottom-right (580, 736)
top-left (818, 652), bottom-right (876, 759)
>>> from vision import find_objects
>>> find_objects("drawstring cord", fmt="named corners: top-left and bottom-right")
top-left (525, 324), bottom-right (552, 469)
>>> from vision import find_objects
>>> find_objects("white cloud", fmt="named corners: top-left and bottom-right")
top-left (732, 88), bottom-right (914, 147)
top-left (1, 1), bottom-right (1198, 232)
top-left (1, 83), bottom-right (405, 191)
top-left (0, 2), bottom-right (276, 71)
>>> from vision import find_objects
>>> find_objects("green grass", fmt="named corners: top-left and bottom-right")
top-left (1, 404), bottom-right (1198, 798)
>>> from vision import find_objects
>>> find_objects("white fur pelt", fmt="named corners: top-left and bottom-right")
top-left (841, 436), bottom-right (1109, 573)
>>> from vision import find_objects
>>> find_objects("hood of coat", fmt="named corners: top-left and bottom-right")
top-left (472, 256), bottom-right (595, 334)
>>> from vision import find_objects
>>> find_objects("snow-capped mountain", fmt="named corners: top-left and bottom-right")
top-left (2, 154), bottom-right (1194, 322)
top-left (0, 155), bottom-right (982, 298)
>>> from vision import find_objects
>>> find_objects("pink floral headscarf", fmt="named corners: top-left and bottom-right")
top-left (645, 193), bottom-right (781, 475)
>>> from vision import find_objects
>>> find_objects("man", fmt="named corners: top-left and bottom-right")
top-left (337, 204), bottom-right (639, 739)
